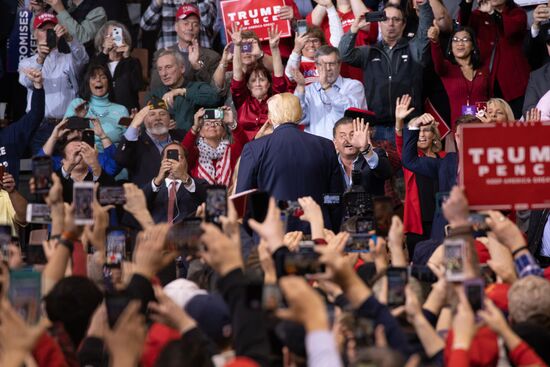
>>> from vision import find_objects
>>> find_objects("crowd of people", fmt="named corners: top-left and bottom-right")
top-left (0, 0), bottom-right (550, 365)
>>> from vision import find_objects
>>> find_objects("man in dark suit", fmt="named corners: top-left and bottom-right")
top-left (115, 100), bottom-right (186, 188)
top-left (332, 116), bottom-right (392, 194)
top-left (523, 29), bottom-right (550, 116)
top-left (401, 113), bottom-right (460, 263)
top-left (142, 143), bottom-right (207, 224)
top-left (527, 209), bottom-right (550, 268)
top-left (236, 93), bottom-right (345, 231)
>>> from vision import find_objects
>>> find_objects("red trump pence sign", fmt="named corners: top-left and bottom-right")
top-left (220, 0), bottom-right (292, 41)
top-left (459, 122), bottom-right (550, 210)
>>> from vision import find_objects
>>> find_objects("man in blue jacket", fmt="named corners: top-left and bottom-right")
top-left (0, 69), bottom-right (45, 185)
top-left (236, 92), bottom-right (345, 231)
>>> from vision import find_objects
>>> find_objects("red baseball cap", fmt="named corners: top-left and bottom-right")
top-left (33, 13), bottom-right (58, 30)
top-left (176, 4), bottom-right (200, 20)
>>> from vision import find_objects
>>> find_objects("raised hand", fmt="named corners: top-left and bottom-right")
top-left (200, 222), bottom-right (243, 276)
top-left (22, 68), bottom-right (43, 89)
top-left (74, 100), bottom-right (89, 118)
top-left (351, 13), bottom-right (369, 34)
top-left (293, 33), bottom-right (308, 54)
top-left (427, 20), bottom-right (439, 43)
top-left (248, 198), bottom-right (285, 253)
top-left (395, 94), bottom-right (415, 121)
top-left (228, 24), bottom-right (243, 46)
top-left (524, 107), bottom-right (541, 122)
top-left (133, 223), bottom-right (176, 279)
top-left (291, 68), bottom-right (306, 87)
top-left (441, 186), bottom-right (469, 227)
top-left (277, 5), bottom-right (294, 20)
top-left (268, 24), bottom-right (281, 49)
top-left (349, 118), bottom-right (371, 151)
top-left (53, 24), bottom-right (70, 41)
top-left (188, 38), bottom-right (201, 69)
top-left (129, 106), bottom-right (150, 129)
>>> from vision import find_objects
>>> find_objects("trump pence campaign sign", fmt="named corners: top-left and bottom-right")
top-left (459, 121), bottom-right (550, 210)
top-left (220, 0), bottom-right (292, 41)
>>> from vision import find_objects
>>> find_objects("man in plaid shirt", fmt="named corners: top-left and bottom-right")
top-left (140, 0), bottom-right (216, 49)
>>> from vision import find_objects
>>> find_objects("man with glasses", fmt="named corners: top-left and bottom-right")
top-left (292, 45), bottom-right (367, 140)
top-left (338, 1), bottom-right (434, 143)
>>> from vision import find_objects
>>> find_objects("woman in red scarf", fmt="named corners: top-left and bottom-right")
top-left (182, 107), bottom-right (248, 187)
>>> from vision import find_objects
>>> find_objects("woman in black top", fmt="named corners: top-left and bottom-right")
top-left (91, 21), bottom-right (144, 112)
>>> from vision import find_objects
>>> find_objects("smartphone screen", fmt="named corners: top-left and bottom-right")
top-left (204, 108), bottom-right (223, 120)
top-left (105, 228), bottom-right (128, 267)
top-left (468, 213), bottom-right (490, 236)
top-left (323, 193), bottom-right (340, 206)
top-left (0, 225), bottom-right (11, 261)
top-left (344, 233), bottom-right (372, 252)
top-left (112, 26), bottom-right (123, 47)
top-left (296, 19), bottom-right (308, 35)
top-left (241, 43), bottom-right (253, 53)
top-left (73, 182), bottom-right (94, 225)
top-left (26, 203), bottom-right (52, 224)
top-left (82, 129), bottom-right (95, 147)
top-left (387, 267), bottom-right (408, 307)
top-left (444, 238), bottom-right (466, 281)
top-left (98, 186), bottom-right (126, 205)
top-left (46, 29), bottom-right (57, 49)
top-left (166, 149), bottom-right (179, 161)
top-left (8, 270), bottom-right (41, 324)
top-left (248, 191), bottom-right (270, 223)
top-left (373, 196), bottom-right (393, 237)
top-left (205, 185), bottom-right (227, 226)
top-left (464, 278), bottom-right (484, 311)
top-left (32, 156), bottom-right (53, 194)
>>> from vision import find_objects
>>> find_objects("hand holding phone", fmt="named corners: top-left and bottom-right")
top-left (32, 156), bottom-right (53, 194)
top-left (205, 185), bottom-right (227, 226)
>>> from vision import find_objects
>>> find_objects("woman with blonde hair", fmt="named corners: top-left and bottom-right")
top-left (479, 98), bottom-right (515, 123)
top-left (395, 95), bottom-right (445, 257)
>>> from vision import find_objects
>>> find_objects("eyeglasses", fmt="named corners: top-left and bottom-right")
top-left (452, 37), bottom-right (472, 43)
top-left (382, 17), bottom-right (404, 23)
top-left (305, 38), bottom-right (321, 44)
top-left (315, 61), bottom-right (340, 68)
top-left (203, 120), bottom-right (222, 127)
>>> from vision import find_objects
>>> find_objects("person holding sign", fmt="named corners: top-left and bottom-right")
top-left (230, 25), bottom-right (288, 140)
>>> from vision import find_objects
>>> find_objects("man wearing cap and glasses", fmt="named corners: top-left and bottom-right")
top-left (141, 0), bottom-right (216, 50)
top-left (18, 13), bottom-right (88, 155)
top-left (115, 99), bottom-right (187, 188)
top-left (148, 3), bottom-right (221, 90)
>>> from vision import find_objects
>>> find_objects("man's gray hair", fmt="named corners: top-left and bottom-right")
top-left (156, 49), bottom-right (185, 68)
top-left (314, 45), bottom-right (341, 62)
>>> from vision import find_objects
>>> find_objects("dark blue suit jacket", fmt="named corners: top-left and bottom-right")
top-left (142, 178), bottom-right (208, 224)
top-left (236, 123), bottom-right (345, 230)
top-left (401, 127), bottom-right (458, 246)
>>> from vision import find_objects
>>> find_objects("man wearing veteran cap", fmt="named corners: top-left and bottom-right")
top-left (115, 99), bottom-right (187, 187)
top-left (18, 13), bottom-right (88, 154)
top-left (147, 48), bottom-right (221, 132)
top-left (149, 3), bottom-right (221, 90)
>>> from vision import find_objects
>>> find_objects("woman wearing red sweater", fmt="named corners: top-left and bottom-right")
top-left (428, 25), bottom-right (491, 130)
top-left (183, 107), bottom-right (249, 187)
top-left (229, 26), bottom-right (288, 140)
top-left (459, 0), bottom-right (530, 118)
top-left (395, 95), bottom-right (444, 257)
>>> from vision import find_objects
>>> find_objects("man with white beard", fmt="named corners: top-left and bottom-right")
top-left (115, 99), bottom-right (187, 187)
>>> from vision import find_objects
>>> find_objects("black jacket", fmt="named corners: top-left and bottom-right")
top-left (56, 169), bottom-right (115, 203)
top-left (114, 129), bottom-right (185, 188)
top-left (338, 1), bottom-right (434, 125)
top-left (91, 53), bottom-right (144, 111)
top-left (345, 148), bottom-right (393, 195)
top-left (142, 177), bottom-right (208, 224)
top-left (522, 62), bottom-right (550, 116)
top-left (527, 209), bottom-right (550, 258)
